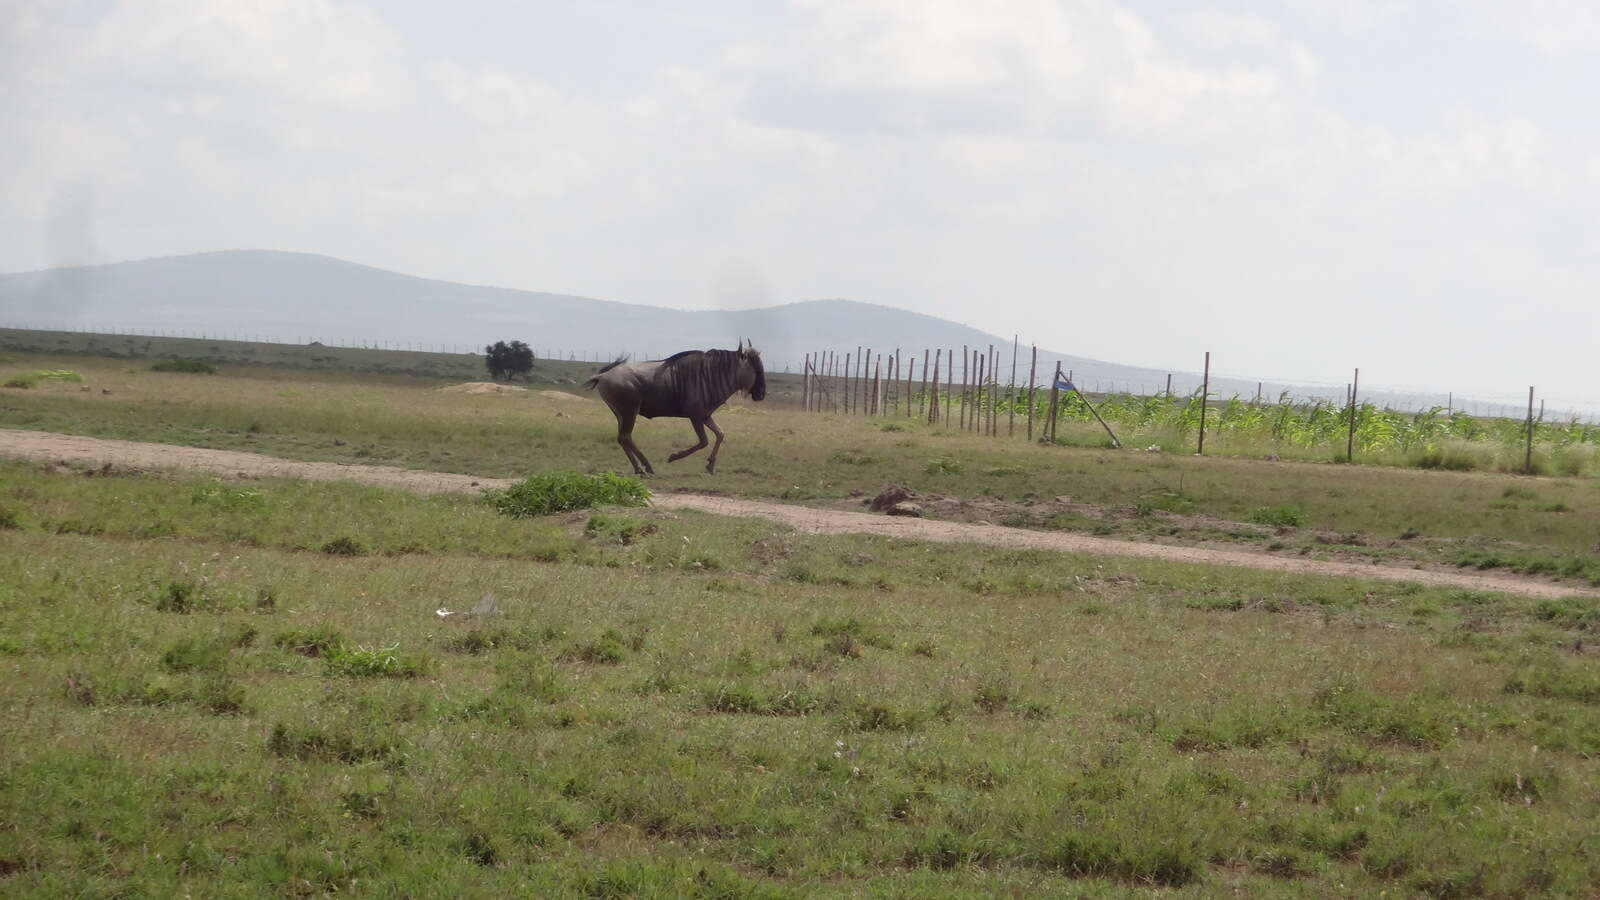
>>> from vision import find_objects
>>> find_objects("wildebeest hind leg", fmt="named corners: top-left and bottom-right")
top-left (667, 418), bottom-right (709, 464)
top-left (703, 415), bottom-right (726, 474)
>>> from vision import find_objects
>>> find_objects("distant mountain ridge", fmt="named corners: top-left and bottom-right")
top-left (0, 250), bottom-right (1505, 414)
top-left (0, 250), bottom-right (1169, 384)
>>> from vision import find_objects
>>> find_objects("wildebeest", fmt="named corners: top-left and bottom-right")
top-left (583, 341), bottom-right (767, 475)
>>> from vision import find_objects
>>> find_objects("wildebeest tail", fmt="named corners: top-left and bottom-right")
top-left (583, 356), bottom-right (629, 390)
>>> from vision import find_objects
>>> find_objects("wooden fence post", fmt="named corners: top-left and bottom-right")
top-left (928, 352), bottom-right (941, 423)
top-left (906, 355), bottom-right (915, 418)
top-left (1008, 336), bottom-right (1018, 436)
top-left (982, 348), bottom-right (991, 434)
top-left (959, 345), bottom-right (968, 430)
top-left (934, 347), bottom-right (947, 422)
top-left (1347, 367), bottom-right (1359, 462)
top-left (865, 357), bottom-right (873, 416)
top-left (919, 350), bottom-right (929, 417)
top-left (970, 349), bottom-right (978, 433)
top-left (1198, 352), bottom-right (1210, 455)
top-left (1525, 386), bottom-right (1536, 474)
top-left (892, 350), bottom-right (900, 414)
top-left (844, 353), bottom-right (852, 415)
top-left (1045, 362), bottom-right (1062, 443)
top-left (873, 356), bottom-right (882, 416)
top-left (1027, 346), bottom-right (1038, 441)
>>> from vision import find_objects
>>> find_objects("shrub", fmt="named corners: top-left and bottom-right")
top-left (3, 369), bottom-right (82, 389)
top-left (160, 637), bottom-right (229, 673)
top-left (151, 358), bottom-right (217, 374)
top-left (153, 580), bottom-right (203, 613)
top-left (488, 471), bottom-right (650, 518)
top-left (924, 457), bottom-right (965, 475)
top-left (267, 722), bottom-right (400, 764)
top-left (583, 513), bottom-right (656, 545)
top-left (191, 480), bottom-right (265, 509)
top-left (1247, 504), bottom-right (1306, 527)
top-left (273, 626), bottom-right (345, 657)
top-left (563, 629), bottom-right (627, 664)
top-left (320, 535), bottom-right (366, 556)
top-left (324, 643), bottom-right (432, 678)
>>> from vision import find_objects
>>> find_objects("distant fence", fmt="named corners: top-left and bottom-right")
top-left (0, 323), bottom-right (684, 370)
top-left (791, 342), bottom-right (1600, 474)
top-left (5, 323), bottom-right (1596, 433)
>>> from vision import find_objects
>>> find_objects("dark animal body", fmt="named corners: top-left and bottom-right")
top-left (583, 342), bottom-right (767, 475)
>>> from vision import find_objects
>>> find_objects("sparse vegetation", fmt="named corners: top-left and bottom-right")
top-left (3, 340), bottom-right (1600, 895)
top-left (3, 368), bottom-right (82, 388)
top-left (151, 357), bottom-right (218, 374)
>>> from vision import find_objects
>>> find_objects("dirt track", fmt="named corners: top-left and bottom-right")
top-left (2, 427), bottom-right (1593, 600)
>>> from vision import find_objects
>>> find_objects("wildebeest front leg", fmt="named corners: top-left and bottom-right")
top-left (615, 408), bottom-right (654, 475)
top-left (667, 418), bottom-right (709, 464)
top-left (703, 415), bottom-right (725, 474)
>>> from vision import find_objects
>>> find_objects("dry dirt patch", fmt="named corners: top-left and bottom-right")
top-left (437, 382), bottom-right (527, 395)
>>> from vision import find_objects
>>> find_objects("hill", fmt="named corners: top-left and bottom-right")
top-left (0, 251), bottom-right (1195, 386)
top-left (0, 250), bottom-right (1508, 413)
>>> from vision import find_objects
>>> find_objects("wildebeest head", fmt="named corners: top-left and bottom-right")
top-left (739, 339), bottom-right (767, 401)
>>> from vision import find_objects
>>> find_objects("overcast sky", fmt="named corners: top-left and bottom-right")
top-left (3, 1), bottom-right (1597, 404)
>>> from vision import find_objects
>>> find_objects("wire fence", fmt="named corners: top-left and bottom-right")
top-left (4, 323), bottom-right (1596, 425)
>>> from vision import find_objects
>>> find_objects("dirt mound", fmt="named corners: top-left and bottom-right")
top-left (539, 391), bottom-right (588, 403)
top-left (438, 382), bottom-right (527, 395)
top-left (868, 485), bottom-right (918, 512)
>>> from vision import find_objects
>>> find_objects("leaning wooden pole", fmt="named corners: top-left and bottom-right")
top-left (1072, 383), bottom-right (1122, 449)
top-left (928, 352), bottom-right (941, 424)
top-left (1197, 351), bottom-right (1210, 455)
top-left (801, 353), bottom-right (809, 411)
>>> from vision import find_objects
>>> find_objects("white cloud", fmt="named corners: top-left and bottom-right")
top-left (2, 0), bottom-right (1598, 396)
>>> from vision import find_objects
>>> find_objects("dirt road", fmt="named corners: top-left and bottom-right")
top-left (2, 427), bottom-right (1592, 600)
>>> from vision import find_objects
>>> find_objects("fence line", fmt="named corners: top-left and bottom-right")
top-left (3, 323), bottom-right (1595, 425)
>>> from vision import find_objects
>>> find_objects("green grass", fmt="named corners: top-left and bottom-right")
top-left (3, 351), bottom-right (1598, 569)
top-left (2, 368), bottom-right (82, 389)
top-left (4, 463), bottom-right (1600, 894)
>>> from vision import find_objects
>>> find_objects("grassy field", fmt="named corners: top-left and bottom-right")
top-left (4, 349), bottom-right (1599, 587)
top-left (3, 460), bottom-right (1600, 895)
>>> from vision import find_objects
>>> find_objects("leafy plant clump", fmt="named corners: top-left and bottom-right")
top-left (488, 471), bottom-right (650, 518)
top-left (1247, 504), bottom-right (1306, 528)
top-left (324, 643), bottom-right (432, 678)
top-left (151, 357), bottom-right (218, 374)
top-left (3, 369), bottom-right (83, 388)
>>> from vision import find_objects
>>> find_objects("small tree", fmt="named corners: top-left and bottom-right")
top-left (484, 340), bottom-right (535, 382)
